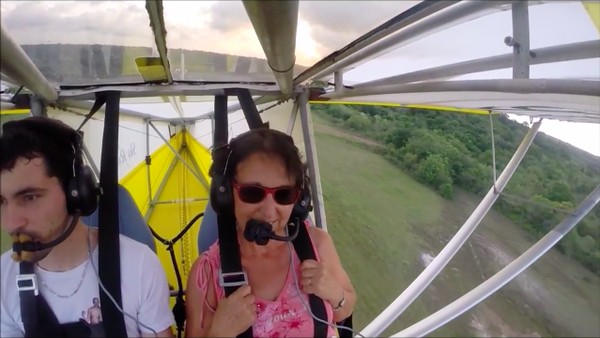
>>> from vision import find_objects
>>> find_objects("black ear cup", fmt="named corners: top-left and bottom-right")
top-left (290, 176), bottom-right (312, 222)
top-left (66, 165), bottom-right (98, 216)
top-left (76, 165), bottom-right (99, 216)
top-left (210, 175), bottom-right (233, 215)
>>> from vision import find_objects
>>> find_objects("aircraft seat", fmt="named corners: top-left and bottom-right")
top-left (82, 184), bottom-right (156, 253)
top-left (197, 200), bottom-right (219, 253)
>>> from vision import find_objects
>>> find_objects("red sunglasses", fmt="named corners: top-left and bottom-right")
top-left (232, 182), bottom-right (300, 205)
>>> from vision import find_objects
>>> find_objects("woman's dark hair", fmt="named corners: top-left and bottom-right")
top-left (210, 128), bottom-right (304, 188)
top-left (0, 116), bottom-right (83, 194)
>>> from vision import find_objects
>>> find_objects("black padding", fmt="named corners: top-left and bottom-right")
top-left (65, 132), bottom-right (99, 217)
top-left (209, 173), bottom-right (233, 215)
top-left (291, 173), bottom-right (312, 223)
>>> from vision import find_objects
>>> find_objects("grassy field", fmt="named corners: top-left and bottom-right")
top-left (311, 113), bottom-right (600, 337)
top-left (1, 114), bottom-right (598, 337)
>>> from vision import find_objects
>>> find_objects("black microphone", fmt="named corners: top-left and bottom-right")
top-left (11, 212), bottom-right (81, 262)
top-left (243, 218), bottom-right (300, 246)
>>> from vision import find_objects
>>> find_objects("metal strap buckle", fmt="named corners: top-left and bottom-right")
top-left (218, 269), bottom-right (248, 288)
top-left (16, 274), bottom-right (39, 296)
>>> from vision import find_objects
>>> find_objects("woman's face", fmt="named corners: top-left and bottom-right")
top-left (233, 152), bottom-right (297, 235)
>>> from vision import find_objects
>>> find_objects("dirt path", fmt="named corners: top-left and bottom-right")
top-left (313, 120), bottom-right (384, 149)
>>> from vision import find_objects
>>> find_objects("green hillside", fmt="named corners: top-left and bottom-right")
top-left (312, 113), bottom-right (600, 337)
top-left (311, 103), bottom-right (600, 277)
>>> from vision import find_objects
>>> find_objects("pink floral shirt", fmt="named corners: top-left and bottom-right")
top-left (194, 227), bottom-right (336, 337)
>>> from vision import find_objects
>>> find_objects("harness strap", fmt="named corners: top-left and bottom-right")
top-left (19, 262), bottom-right (96, 337)
top-left (97, 91), bottom-right (127, 337)
top-left (18, 261), bottom-right (39, 337)
top-left (291, 223), bottom-right (329, 338)
top-left (217, 211), bottom-right (253, 338)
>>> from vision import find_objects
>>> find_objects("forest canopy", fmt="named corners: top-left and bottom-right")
top-left (310, 103), bottom-right (600, 275)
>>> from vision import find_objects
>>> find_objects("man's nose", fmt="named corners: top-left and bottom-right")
top-left (1, 204), bottom-right (27, 234)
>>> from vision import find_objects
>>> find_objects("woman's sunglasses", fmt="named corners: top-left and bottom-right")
top-left (232, 182), bottom-right (300, 205)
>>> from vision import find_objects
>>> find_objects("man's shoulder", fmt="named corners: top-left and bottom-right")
top-left (118, 234), bottom-right (154, 256)
top-left (0, 250), bottom-right (17, 270)
top-left (117, 234), bottom-right (160, 267)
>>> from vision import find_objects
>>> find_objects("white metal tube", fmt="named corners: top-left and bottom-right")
top-left (311, 1), bottom-right (514, 81)
top-left (145, 0), bottom-right (173, 83)
top-left (326, 79), bottom-right (600, 99)
top-left (359, 119), bottom-right (542, 337)
top-left (148, 121), bottom-right (206, 186)
top-left (334, 71), bottom-right (344, 93)
top-left (286, 100), bottom-right (300, 135)
top-left (293, 1), bottom-right (458, 85)
top-left (0, 24), bottom-right (58, 102)
top-left (243, 0), bottom-right (298, 95)
top-left (298, 91), bottom-right (328, 231)
top-left (511, 1), bottom-right (530, 79)
top-left (393, 184), bottom-right (600, 337)
top-left (353, 40), bottom-right (600, 88)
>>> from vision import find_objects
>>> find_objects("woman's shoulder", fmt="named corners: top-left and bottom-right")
top-left (306, 225), bottom-right (335, 254)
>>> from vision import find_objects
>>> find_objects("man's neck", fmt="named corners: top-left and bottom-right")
top-left (37, 222), bottom-right (98, 272)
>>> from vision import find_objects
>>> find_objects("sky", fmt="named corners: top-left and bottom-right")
top-left (1, 1), bottom-right (598, 156)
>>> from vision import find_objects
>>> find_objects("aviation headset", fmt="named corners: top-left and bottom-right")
top-left (66, 132), bottom-right (98, 217)
top-left (3, 117), bottom-right (99, 217)
top-left (209, 129), bottom-right (312, 240)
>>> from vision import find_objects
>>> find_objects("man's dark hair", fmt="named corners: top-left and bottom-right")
top-left (0, 116), bottom-right (83, 194)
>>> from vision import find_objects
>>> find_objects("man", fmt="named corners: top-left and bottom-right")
top-left (0, 116), bottom-right (174, 337)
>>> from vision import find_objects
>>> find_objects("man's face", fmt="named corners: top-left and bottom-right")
top-left (0, 156), bottom-right (69, 256)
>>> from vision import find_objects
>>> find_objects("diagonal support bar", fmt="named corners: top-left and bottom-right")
top-left (298, 90), bottom-right (327, 230)
top-left (243, 0), bottom-right (298, 95)
top-left (0, 24), bottom-right (58, 102)
top-left (393, 184), bottom-right (600, 337)
top-left (359, 119), bottom-right (543, 337)
top-left (353, 40), bottom-right (600, 88)
top-left (294, 1), bottom-right (457, 85)
top-left (148, 121), bottom-right (206, 186)
top-left (145, 0), bottom-right (173, 83)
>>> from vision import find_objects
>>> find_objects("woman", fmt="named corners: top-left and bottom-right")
top-left (185, 128), bottom-right (355, 337)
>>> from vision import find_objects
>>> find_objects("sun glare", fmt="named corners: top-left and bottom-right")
top-left (296, 19), bottom-right (321, 67)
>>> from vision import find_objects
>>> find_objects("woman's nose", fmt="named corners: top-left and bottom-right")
top-left (259, 193), bottom-right (278, 218)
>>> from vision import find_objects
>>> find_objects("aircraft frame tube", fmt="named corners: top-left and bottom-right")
top-left (327, 79), bottom-right (600, 99)
top-left (311, 1), bottom-right (513, 81)
top-left (0, 24), bottom-right (58, 103)
top-left (359, 119), bottom-right (542, 337)
top-left (511, 1), bottom-right (530, 79)
top-left (148, 121), bottom-right (205, 185)
top-left (145, 0), bottom-right (173, 83)
top-left (392, 184), bottom-right (600, 337)
top-left (286, 100), bottom-right (300, 135)
top-left (352, 40), bottom-right (600, 88)
top-left (293, 1), bottom-right (457, 85)
top-left (144, 147), bottom-right (181, 222)
top-left (298, 90), bottom-right (328, 231)
top-left (242, 0), bottom-right (298, 95)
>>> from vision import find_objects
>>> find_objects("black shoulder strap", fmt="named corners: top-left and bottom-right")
top-left (293, 222), bottom-right (354, 338)
top-left (18, 261), bottom-right (39, 337)
top-left (97, 91), bottom-right (127, 337)
top-left (291, 222), bottom-right (329, 338)
top-left (217, 211), bottom-right (253, 338)
top-left (19, 262), bottom-right (86, 337)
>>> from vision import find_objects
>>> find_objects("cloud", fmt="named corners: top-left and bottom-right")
top-left (206, 1), bottom-right (252, 33)
top-left (299, 1), bottom-right (418, 55)
top-left (1, 1), bottom-right (153, 47)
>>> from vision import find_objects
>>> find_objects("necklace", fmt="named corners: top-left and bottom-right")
top-left (37, 258), bottom-right (90, 298)
top-left (36, 228), bottom-right (93, 299)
